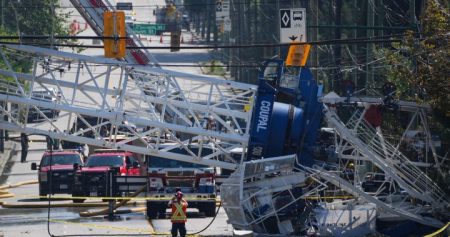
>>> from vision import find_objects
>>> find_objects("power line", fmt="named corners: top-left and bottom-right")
top-left (0, 34), bottom-right (406, 50)
top-left (4, 1), bottom-right (295, 10)
top-left (0, 32), bottom-right (412, 41)
top-left (1, 45), bottom-right (396, 71)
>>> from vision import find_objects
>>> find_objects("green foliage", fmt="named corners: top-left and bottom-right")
top-left (0, 27), bottom-right (32, 81)
top-left (2, 0), bottom-right (70, 45)
top-left (202, 60), bottom-right (225, 76)
top-left (184, 0), bottom-right (208, 13)
top-left (0, 0), bottom-right (71, 75)
top-left (376, 1), bottom-right (449, 115)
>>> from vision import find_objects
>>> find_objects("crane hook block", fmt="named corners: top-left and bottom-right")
top-left (104, 11), bottom-right (126, 58)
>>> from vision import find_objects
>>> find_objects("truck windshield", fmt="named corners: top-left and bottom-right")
top-left (41, 154), bottom-right (82, 166)
top-left (85, 155), bottom-right (123, 167)
top-left (148, 156), bottom-right (208, 169)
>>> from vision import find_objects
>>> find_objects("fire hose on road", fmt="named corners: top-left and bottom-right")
top-left (0, 180), bottom-right (38, 200)
top-left (0, 179), bottom-right (145, 208)
top-left (79, 185), bottom-right (147, 217)
top-left (1, 180), bottom-right (224, 235)
top-left (0, 180), bottom-right (38, 190)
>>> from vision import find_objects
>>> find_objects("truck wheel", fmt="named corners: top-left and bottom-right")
top-left (39, 190), bottom-right (47, 201)
top-left (158, 203), bottom-right (167, 219)
top-left (147, 202), bottom-right (158, 219)
top-left (73, 198), bottom-right (85, 203)
top-left (203, 202), bottom-right (216, 217)
top-left (72, 193), bottom-right (85, 203)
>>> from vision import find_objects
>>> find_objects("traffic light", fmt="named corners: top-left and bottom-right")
top-left (103, 11), bottom-right (126, 58)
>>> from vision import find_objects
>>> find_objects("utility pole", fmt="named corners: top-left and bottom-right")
top-left (276, 0), bottom-right (280, 58)
top-left (201, 10), bottom-right (206, 39)
top-left (237, 0), bottom-right (242, 82)
top-left (366, 0), bottom-right (375, 89)
top-left (195, 12), bottom-right (200, 33)
top-left (230, 0), bottom-right (237, 79)
top-left (213, 0), bottom-right (218, 44)
top-left (1, 0), bottom-right (3, 28)
top-left (334, 0), bottom-right (342, 92)
top-left (310, 0), bottom-right (319, 80)
top-left (206, 0), bottom-right (211, 43)
top-left (409, 0), bottom-right (416, 25)
top-left (353, 0), bottom-right (358, 87)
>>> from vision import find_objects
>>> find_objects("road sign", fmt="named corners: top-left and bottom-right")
top-left (217, 17), bottom-right (231, 33)
top-left (116, 2), bottom-right (132, 11)
top-left (223, 17), bottom-right (231, 32)
top-left (216, 0), bottom-right (222, 12)
top-left (285, 44), bottom-right (311, 66)
top-left (216, 0), bottom-right (230, 20)
top-left (279, 8), bottom-right (306, 43)
top-left (103, 11), bottom-right (126, 58)
top-left (132, 23), bottom-right (165, 35)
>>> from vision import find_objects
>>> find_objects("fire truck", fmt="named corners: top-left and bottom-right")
top-left (146, 143), bottom-right (217, 218)
top-left (72, 149), bottom-right (142, 203)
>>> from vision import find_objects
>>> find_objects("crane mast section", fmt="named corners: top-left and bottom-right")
top-left (0, 44), bottom-right (256, 170)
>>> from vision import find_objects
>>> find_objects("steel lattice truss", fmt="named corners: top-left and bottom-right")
top-left (0, 44), bottom-right (256, 170)
top-left (320, 103), bottom-right (449, 227)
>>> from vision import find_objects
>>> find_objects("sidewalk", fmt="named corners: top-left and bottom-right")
top-left (0, 141), bottom-right (18, 179)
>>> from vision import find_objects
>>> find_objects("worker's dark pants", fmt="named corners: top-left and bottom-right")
top-left (171, 222), bottom-right (186, 237)
top-left (21, 148), bottom-right (28, 162)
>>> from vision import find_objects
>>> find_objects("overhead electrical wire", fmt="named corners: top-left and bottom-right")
top-left (0, 39), bottom-right (403, 73)
top-left (0, 35), bottom-right (407, 50)
top-left (0, 32), bottom-right (412, 40)
top-left (2, 0), bottom-right (299, 10)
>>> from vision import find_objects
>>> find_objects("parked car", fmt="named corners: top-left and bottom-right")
top-left (31, 150), bottom-right (84, 199)
top-left (27, 88), bottom-right (61, 123)
top-left (125, 14), bottom-right (136, 22)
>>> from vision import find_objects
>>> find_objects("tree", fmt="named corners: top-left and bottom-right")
top-left (376, 1), bottom-right (450, 192)
top-left (184, 0), bottom-right (208, 34)
top-left (0, 0), bottom-right (71, 74)
top-left (376, 0), bottom-right (449, 116)
top-left (2, 0), bottom-right (71, 47)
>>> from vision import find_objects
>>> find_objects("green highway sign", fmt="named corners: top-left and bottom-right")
top-left (131, 23), bottom-right (166, 35)
top-left (116, 2), bottom-right (132, 10)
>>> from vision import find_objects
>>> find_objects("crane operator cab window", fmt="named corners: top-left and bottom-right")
top-left (263, 62), bottom-right (280, 86)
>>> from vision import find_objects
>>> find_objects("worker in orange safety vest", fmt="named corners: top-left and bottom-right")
top-left (168, 191), bottom-right (188, 237)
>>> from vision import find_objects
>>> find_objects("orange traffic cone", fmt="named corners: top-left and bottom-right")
top-left (160, 35), bottom-right (163, 43)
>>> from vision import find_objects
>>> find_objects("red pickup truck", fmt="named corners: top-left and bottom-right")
top-left (71, 149), bottom-right (142, 203)
top-left (31, 150), bottom-right (84, 199)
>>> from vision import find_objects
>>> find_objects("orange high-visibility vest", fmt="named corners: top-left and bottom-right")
top-left (171, 201), bottom-right (187, 223)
